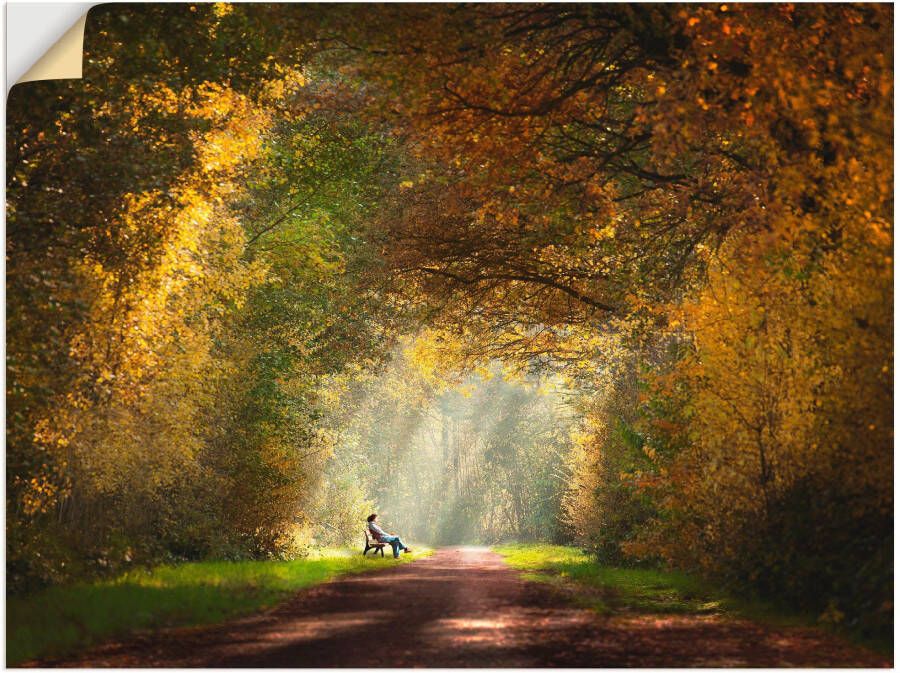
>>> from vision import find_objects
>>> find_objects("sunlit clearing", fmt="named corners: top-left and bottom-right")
top-left (308, 334), bottom-right (579, 547)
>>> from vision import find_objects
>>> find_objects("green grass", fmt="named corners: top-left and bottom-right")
top-left (493, 543), bottom-right (819, 624)
top-left (7, 547), bottom-right (431, 666)
top-left (493, 543), bottom-right (891, 657)
top-left (493, 543), bottom-right (730, 616)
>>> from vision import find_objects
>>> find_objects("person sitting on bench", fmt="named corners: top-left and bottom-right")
top-left (367, 513), bottom-right (411, 558)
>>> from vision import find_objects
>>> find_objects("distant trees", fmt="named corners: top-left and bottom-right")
top-left (312, 339), bottom-right (574, 546)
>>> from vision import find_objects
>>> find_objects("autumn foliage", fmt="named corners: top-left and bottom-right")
top-left (6, 2), bottom-right (892, 640)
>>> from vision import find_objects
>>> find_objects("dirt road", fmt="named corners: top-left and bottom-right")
top-left (36, 547), bottom-right (888, 667)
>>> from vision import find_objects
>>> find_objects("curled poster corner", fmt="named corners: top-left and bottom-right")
top-left (17, 13), bottom-right (87, 85)
top-left (8, 4), bottom-right (93, 93)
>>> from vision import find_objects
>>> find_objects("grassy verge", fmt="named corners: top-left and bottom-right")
top-left (7, 546), bottom-right (431, 666)
top-left (494, 543), bottom-right (741, 616)
top-left (493, 543), bottom-right (890, 657)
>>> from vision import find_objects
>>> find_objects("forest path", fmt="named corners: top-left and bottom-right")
top-left (39, 547), bottom-right (887, 667)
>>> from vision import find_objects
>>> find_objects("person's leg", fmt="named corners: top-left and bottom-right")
top-left (395, 537), bottom-right (409, 551)
top-left (384, 535), bottom-right (401, 558)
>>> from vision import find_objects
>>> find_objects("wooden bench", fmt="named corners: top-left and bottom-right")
top-left (363, 528), bottom-right (387, 557)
